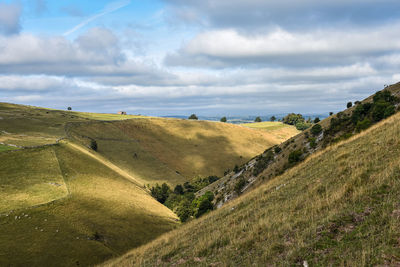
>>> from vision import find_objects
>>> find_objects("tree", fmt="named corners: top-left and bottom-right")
top-left (188, 114), bottom-right (198, 120)
top-left (234, 177), bottom-right (246, 195)
top-left (150, 183), bottom-right (171, 203)
top-left (295, 121), bottom-right (311, 131)
top-left (310, 124), bottom-right (322, 136)
top-left (288, 149), bottom-right (303, 164)
top-left (329, 112), bottom-right (334, 116)
top-left (90, 140), bottom-right (97, 151)
top-left (254, 116), bottom-right (262, 122)
top-left (174, 184), bottom-right (184, 195)
top-left (195, 198), bottom-right (213, 218)
top-left (313, 117), bottom-right (320, 123)
top-left (282, 113), bottom-right (305, 125)
top-left (274, 146), bottom-right (282, 154)
top-left (193, 192), bottom-right (214, 218)
top-left (356, 118), bottom-right (371, 132)
top-left (67, 107), bottom-right (72, 111)
top-left (176, 199), bottom-right (192, 222)
top-left (309, 137), bottom-right (317, 149)
top-left (220, 116), bottom-right (227, 122)
top-left (270, 116), bottom-right (276, 122)
top-left (233, 164), bottom-right (240, 173)
top-left (347, 102), bottom-right (353, 108)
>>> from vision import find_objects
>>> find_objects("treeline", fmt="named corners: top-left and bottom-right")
top-left (282, 113), bottom-right (320, 130)
top-left (149, 176), bottom-right (219, 222)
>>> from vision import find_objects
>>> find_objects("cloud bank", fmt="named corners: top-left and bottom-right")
top-left (1, 1), bottom-right (400, 116)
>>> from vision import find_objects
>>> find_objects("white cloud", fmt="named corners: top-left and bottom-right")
top-left (166, 23), bottom-right (400, 68)
top-left (0, 75), bottom-right (68, 91)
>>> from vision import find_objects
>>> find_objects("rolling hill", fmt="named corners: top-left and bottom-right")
top-left (103, 90), bottom-right (400, 266)
top-left (0, 103), bottom-right (298, 265)
top-left (66, 118), bottom-right (292, 186)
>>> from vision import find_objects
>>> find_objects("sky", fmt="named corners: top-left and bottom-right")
top-left (0, 0), bottom-right (400, 116)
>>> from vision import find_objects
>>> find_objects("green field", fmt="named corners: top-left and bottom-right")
top-left (0, 147), bottom-right (68, 212)
top-left (104, 107), bottom-right (400, 267)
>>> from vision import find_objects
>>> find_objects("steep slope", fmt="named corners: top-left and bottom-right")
top-left (103, 106), bottom-right (400, 266)
top-left (0, 142), bottom-right (178, 266)
top-left (198, 82), bottom-right (400, 207)
top-left (67, 118), bottom-right (294, 186)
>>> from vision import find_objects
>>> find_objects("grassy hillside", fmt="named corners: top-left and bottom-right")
top-left (68, 118), bottom-right (292, 186)
top-left (0, 102), bottom-right (298, 265)
top-left (0, 142), bottom-right (178, 266)
top-left (103, 106), bottom-right (400, 266)
top-left (240, 121), bottom-right (300, 143)
top-left (0, 102), bottom-right (296, 186)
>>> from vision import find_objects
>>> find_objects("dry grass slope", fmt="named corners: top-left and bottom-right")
top-left (103, 112), bottom-right (400, 266)
top-left (240, 121), bottom-right (300, 142)
top-left (69, 118), bottom-right (295, 186)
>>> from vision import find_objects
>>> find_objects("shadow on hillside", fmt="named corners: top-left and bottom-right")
top-left (68, 118), bottom-right (257, 181)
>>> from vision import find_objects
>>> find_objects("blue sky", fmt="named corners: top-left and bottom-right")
top-left (0, 0), bottom-right (400, 116)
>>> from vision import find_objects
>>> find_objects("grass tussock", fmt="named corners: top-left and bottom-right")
top-left (103, 112), bottom-right (400, 266)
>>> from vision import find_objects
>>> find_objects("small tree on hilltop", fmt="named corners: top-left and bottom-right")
top-left (313, 117), bottom-right (320, 123)
top-left (347, 102), bottom-right (353, 108)
top-left (67, 107), bottom-right (72, 111)
top-left (188, 114), bottom-right (198, 120)
top-left (254, 116), bottom-right (262, 122)
top-left (270, 116), bottom-right (276, 122)
top-left (220, 116), bottom-right (227, 122)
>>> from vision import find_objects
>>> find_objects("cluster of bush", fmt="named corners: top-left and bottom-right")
top-left (149, 176), bottom-right (219, 222)
top-left (325, 90), bottom-right (398, 143)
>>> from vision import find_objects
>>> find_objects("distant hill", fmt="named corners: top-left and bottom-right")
top-left (103, 83), bottom-right (400, 266)
top-left (163, 114), bottom-right (328, 124)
